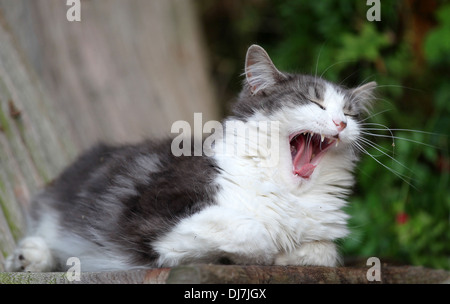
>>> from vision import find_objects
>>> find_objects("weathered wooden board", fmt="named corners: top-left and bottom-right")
top-left (0, 264), bottom-right (448, 284)
top-left (0, 0), bottom-right (219, 270)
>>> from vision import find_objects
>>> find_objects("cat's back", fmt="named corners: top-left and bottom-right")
top-left (41, 138), bottom-right (220, 209)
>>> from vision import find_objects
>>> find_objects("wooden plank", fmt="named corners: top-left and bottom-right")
top-left (165, 264), bottom-right (450, 284)
top-left (0, 0), bottom-right (219, 263)
top-left (0, 0), bottom-right (219, 150)
top-left (0, 269), bottom-right (170, 284)
top-left (0, 6), bottom-right (74, 261)
top-left (0, 265), bottom-right (448, 284)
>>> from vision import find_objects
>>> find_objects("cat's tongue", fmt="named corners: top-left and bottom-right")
top-left (295, 163), bottom-right (316, 178)
top-left (292, 135), bottom-right (316, 178)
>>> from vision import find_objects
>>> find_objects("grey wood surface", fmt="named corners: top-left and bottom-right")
top-left (0, 0), bottom-right (219, 270)
top-left (1, 264), bottom-right (449, 284)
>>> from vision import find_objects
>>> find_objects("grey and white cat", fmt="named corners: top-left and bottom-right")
top-left (5, 45), bottom-right (376, 272)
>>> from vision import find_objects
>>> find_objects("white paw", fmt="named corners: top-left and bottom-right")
top-left (4, 236), bottom-right (54, 272)
top-left (275, 241), bottom-right (340, 267)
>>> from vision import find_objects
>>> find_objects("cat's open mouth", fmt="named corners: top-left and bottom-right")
top-left (289, 131), bottom-right (338, 179)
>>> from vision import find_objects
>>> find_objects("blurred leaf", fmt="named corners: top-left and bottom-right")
top-left (434, 83), bottom-right (450, 112)
top-left (424, 4), bottom-right (450, 65)
top-left (337, 23), bottom-right (391, 62)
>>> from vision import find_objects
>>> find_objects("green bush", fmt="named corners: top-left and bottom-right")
top-left (200, 0), bottom-right (449, 269)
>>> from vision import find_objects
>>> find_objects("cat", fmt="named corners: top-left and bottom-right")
top-left (5, 44), bottom-right (376, 272)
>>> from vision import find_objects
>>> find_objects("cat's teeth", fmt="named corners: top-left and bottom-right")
top-left (321, 134), bottom-right (325, 142)
top-left (335, 139), bottom-right (340, 147)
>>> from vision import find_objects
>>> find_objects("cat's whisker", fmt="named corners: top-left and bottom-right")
top-left (314, 42), bottom-right (327, 79)
top-left (359, 122), bottom-right (396, 144)
top-left (359, 123), bottom-right (441, 139)
top-left (361, 131), bottom-right (438, 149)
top-left (338, 70), bottom-right (360, 87)
top-left (319, 59), bottom-right (355, 79)
top-left (357, 109), bottom-right (392, 123)
top-left (375, 84), bottom-right (425, 94)
top-left (360, 122), bottom-right (442, 150)
top-left (356, 136), bottom-right (414, 174)
top-left (352, 141), bottom-right (416, 188)
top-left (356, 135), bottom-right (393, 155)
top-left (360, 131), bottom-right (396, 148)
top-left (359, 122), bottom-right (393, 130)
top-left (361, 127), bottom-right (441, 136)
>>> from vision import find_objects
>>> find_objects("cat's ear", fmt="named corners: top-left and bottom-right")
top-left (351, 81), bottom-right (377, 112)
top-left (245, 45), bottom-right (286, 95)
top-left (353, 81), bottom-right (377, 97)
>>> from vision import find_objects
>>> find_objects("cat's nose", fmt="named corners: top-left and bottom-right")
top-left (333, 119), bottom-right (347, 132)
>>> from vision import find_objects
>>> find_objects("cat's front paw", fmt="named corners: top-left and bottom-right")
top-left (274, 241), bottom-right (340, 267)
top-left (5, 236), bottom-right (54, 272)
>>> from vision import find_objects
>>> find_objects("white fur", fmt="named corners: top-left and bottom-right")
top-left (4, 206), bottom-right (132, 272)
top-left (5, 236), bottom-right (55, 272)
top-left (153, 84), bottom-right (357, 267)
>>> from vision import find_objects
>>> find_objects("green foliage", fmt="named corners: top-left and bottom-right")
top-left (275, 0), bottom-right (450, 270)
top-left (424, 4), bottom-right (450, 65)
top-left (337, 23), bottom-right (391, 62)
top-left (200, 0), bottom-right (449, 269)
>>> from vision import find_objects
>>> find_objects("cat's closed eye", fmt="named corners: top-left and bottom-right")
top-left (310, 100), bottom-right (325, 110)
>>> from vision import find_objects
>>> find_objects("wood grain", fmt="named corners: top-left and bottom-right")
top-left (0, 264), bottom-right (448, 284)
top-left (0, 0), bottom-right (219, 268)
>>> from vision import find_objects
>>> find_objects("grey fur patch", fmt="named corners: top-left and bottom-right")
top-left (29, 140), bottom-right (220, 269)
top-left (234, 74), bottom-right (329, 119)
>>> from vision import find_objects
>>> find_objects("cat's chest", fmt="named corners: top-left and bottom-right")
top-left (210, 156), bottom-right (351, 239)
top-left (211, 162), bottom-right (305, 236)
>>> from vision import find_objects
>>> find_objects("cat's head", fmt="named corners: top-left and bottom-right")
top-left (233, 45), bottom-right (376, 185)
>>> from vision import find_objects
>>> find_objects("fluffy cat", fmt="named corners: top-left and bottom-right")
top-left (5, 45), bottom-right (376, 272)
